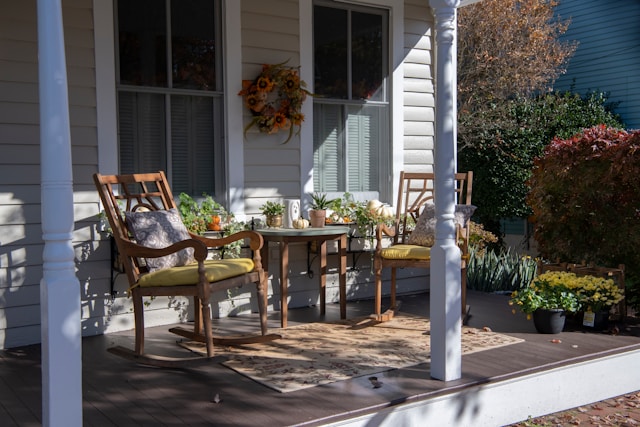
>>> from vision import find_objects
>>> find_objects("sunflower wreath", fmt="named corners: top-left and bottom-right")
top-left (238, 62), bottom-right (311, 144)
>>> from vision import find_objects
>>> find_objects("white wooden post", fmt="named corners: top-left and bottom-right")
top-left (37, 0), bottom-right (83, 425)
top-left (429, 0), bottom-right (462, 381)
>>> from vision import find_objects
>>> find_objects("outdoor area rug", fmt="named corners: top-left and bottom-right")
top-left (182, 314), bottom-right (524, 393)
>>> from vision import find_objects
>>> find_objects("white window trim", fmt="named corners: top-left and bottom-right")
top-left (94, 0), bottom-right (118, 175)
top-left (223, 1), bottom-right (245, 216)
top-left (299, 0), bottom-right (404, 207)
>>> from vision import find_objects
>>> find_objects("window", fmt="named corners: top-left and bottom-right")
top-left (116, 0), bottom-right (225, 198)
top-left (313, 2), bottom-right (390, 196)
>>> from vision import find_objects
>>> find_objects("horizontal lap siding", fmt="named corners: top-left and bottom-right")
top-left (554, 0), bottom-right (640, 129)
top-left (403, 1), bottom-right (434, 173)
top-left (241, 0), bottom-right (302, 217)
top-left (0, 0), bottom-right (105, 349)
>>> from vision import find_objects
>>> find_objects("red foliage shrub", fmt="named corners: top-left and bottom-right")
top-left (527, 125), bottom-right (640, 291)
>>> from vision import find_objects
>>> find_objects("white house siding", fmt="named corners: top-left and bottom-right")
top-left (403, 0), bottom-right (435, 172)
top-left (554, 0), bottom-right (640, 129)
top-left (0, 0), bottom-right (436, 349)
top-left (0, 0), bottom-right (109, 349)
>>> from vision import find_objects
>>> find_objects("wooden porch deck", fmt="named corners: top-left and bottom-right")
top-left (1, 290), bottom-right (639, 426)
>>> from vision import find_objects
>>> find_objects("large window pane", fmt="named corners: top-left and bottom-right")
top-left (116, 0), bottom-right (224, 200)
top-left (171, 0), bottom-right (217, 90)
top-left (118, 0), bottom-right (167, 87)
top-left (313, 103), bottom-right (345, 191)
top-left (171, 96), bottom-right (217, 195)
top-left (313, 2), bottom-right (389, 197)
top-left (313, 6), bottom-right (348, 99)
top-left (314, 103), bottom-right (386, 193)
top-left (352, 12), bottom-right (384, 101)
top-left (118, 92), bottom-right (166, 174)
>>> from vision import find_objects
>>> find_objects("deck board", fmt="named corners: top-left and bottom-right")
top-left (0, 290), bottom-right (638, 426)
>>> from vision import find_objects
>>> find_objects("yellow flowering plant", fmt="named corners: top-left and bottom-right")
top-left (510, 272), bottom-right (580, 317)
top-left (510, 271), bottom-right (625, 318)
top-left (564, 273), bottom-right (625, 313)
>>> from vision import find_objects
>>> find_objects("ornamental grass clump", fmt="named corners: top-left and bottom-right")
top-left (510, 271), bottom-right (581, 318)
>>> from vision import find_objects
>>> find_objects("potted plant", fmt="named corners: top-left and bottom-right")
top-left (178, 193), bottom-right (229, 234)
top-left (308, 193), bottom-right (335, 228)
top-left (510, 271), bottom-right (581, 334)
top-left (260, 200), bottom-right (285, 228)
top-left (569, 272), bottom-right (625, 330)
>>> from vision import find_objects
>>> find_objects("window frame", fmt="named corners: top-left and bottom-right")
top-left (114, 0), bottom-right (227, 201)
top-left (312, 0), bottom-right (392, 200)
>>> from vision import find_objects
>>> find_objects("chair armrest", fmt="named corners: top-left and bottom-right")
top-left (456, 223), bottom-right (471, 260)
top-left (192, 231), bottom-right (265, 272)
top-left (119, 238), bottom-right (209, 262)
top-left (374, 223), bottom-right (396, 252)
top-left (191, 230), bottom-right (264, 252)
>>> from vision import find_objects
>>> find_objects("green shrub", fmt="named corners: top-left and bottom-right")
top-left (458, 91), bottom-right (623, 236)
top-left (527, 125), bottom-right (640, 312)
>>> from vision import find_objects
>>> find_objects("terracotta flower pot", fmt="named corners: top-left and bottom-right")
top-left (308, 209), bottom-right (326, 228)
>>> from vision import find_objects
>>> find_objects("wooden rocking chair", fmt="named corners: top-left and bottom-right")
top-left (94, 171), bottom-right (279, 367)
top-left (372, 171), bottom-right (474, 322)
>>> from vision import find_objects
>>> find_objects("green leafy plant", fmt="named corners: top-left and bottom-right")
top-left (178, 193), bottom-right (230, 235)
top-left (510, 271), bottom-right (581, 316)
top-left (259, 200), bottom-right (285, 216)
top-left (310, 192), bottom-right (336, 210)
top-left (527, 125), bottom-right (640, 312)
top-left (458, 91), bottom-right (624, 236)
top-left (467, 246), bottom-right (538, 293)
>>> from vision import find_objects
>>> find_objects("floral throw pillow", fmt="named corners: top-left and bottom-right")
top-left (407, 204), bottom-right (477, 247)
top-left (125, 208), bottom-right (195, 272)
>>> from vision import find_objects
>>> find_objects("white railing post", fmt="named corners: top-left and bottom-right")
top-left (37, 0), bottom-right (83, 424)
top-left (428, 0), bottom-right (462, 381)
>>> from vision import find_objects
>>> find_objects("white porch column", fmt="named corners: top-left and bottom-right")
top-left (428, 0), bottom-right (462, 381)
top-left (37, 0), bottom-right (83, 425)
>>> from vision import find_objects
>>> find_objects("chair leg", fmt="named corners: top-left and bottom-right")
top-left (374, 257), bottom-right (383, 317)
top-left (461, 266), bottom-right (468, 317)
top-left (257, 271), bottom-right (268, 336)
top-left (200, 298), bottom-right (214, 357)
top-left (390, 268), bottom-right (397, 310)
top-left (132, 288), bottom-right (145, 355)
top-left (193, 296), bottom-right (203, 334)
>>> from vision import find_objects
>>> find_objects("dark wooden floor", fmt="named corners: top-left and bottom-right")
top-left (1, 291), bottom-right (639, 427)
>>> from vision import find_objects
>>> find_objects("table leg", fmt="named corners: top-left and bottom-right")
top-left (259, 242), bottom-right (270, 320)
top-left (319, 239), bottom-right (326, 315)
top-left (280, 240), bottom-right (289, 328)
top-left (339, 233), bottom-right (347, 319)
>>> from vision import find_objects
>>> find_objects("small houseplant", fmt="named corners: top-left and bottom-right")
top-left (260, 200), bottom-right (285, 228)
top-left (308, 193), bottom-right (336, 228)
top-left (510, 271), bottom-right (581, 333)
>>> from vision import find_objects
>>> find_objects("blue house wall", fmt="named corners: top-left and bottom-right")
top-left (554, 0), bottom-right (640, 130)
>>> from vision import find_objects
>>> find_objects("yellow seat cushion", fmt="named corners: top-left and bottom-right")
top-left (380, 244), bottom-right (431, 260)
top-left (137, 258), bottom-right (255, 287)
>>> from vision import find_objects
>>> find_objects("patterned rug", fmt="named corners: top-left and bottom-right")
top-left (183, 314), bottom-right (524, 393)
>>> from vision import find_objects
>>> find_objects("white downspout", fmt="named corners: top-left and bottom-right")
top-left (37, 0), bottom-right (83, 424)
top-left (428, 0), bottom-right (462, 381)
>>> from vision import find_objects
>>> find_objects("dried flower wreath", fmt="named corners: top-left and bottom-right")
top-left (238, 62), bottom-right (311, 144)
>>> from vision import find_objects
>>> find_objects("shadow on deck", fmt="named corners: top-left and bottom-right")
top-left (1, 290), bottom-right (639, 426)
